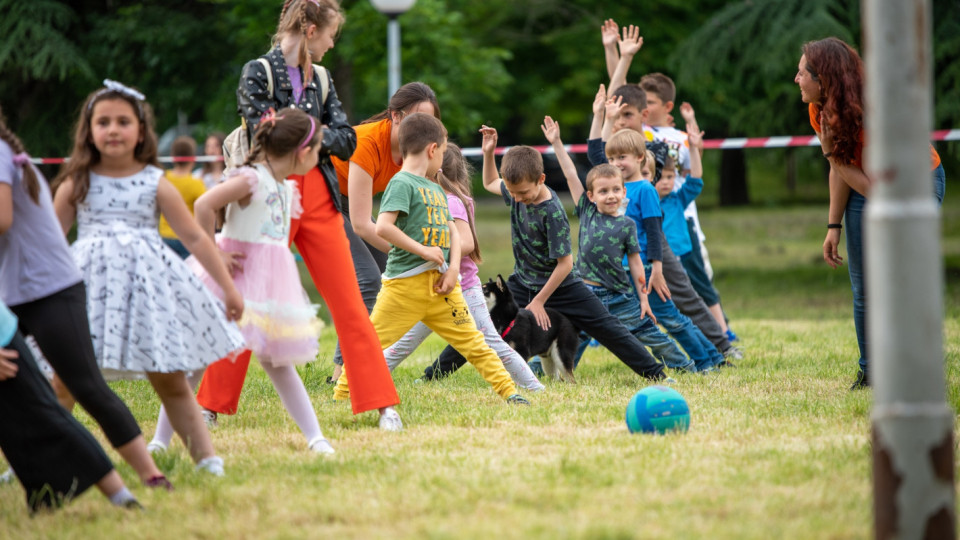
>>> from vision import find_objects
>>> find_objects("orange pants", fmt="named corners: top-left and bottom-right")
top-left (196, 168), bottom-right (399, 415)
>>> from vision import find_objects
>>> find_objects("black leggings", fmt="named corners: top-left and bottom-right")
top-left (11, 282), bottom-right (142, 448)
top-left (0, 330), bottom-right (113, 512)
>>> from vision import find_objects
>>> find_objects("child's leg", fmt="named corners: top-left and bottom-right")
top-left (461, 284), bottom-right (544, 391)
top-left (644, 272), bottom-right (718, 371)
top-left (634, 321), bottom-right (696, 371)
top-left (292, 170), bottom-right (399, 414)
top-left (195, 351), bottom-right (253, 415)
top-left (679, 250), bottom-right (729, 334)
top-left (259, 361), bottom-right (325, 445)
top-left (509, 276), bottom-right (664, 380)
top-left (146, 371), bottom-right (215, 464)
top-left (383, 322), bottom-right (434, 372)
top-left (424, 283), bottom-right (518, 398)
top-left (660, 242), bottom-right (730, 352)
top-left (151, 369), bottom-right (204, 448)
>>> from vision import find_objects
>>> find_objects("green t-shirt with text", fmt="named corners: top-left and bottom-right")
top-left (379, 171), bottom-right (451, 277)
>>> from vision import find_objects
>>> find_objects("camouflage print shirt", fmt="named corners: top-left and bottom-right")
top-left (574, 193), bottom-right (640, 295)
top-left (501, 183), bottom-right (578, 290)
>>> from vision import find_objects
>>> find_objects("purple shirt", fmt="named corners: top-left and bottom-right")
top-left (287, 65), bottom-right (304, 103)
top-left (0, 140), bottom-right (83, 306)
top-left (447, 193), bottom-right (480, 290)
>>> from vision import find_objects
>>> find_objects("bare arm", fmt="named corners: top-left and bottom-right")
top-left (375, 210), bottom-right (445, 265)
top-left (589, 84), bottom-right (606, 142)
top-left (627, 252), bottom-right (656, 323)
top-left (347, 162), bottom-right (392, 253)
top-left (823, 167), bottom-right (850, 269)
top-left (541, 116), bottom-right (584, 203)
top-left (526, 254), bottom-right (573, 330)
top-left (436, 220), bottom-right (461, 294)
top-left (454, 218), bottom-right (474, 256)
top-left (0, 184), bottom-right (12, 234)
top-left (601, 19), bottom-right (620, 80)
top-left (830, 160), bottom-right (873, 196)
top-left (602, 96), bottom-right (624, 142)
top-left (157, 178), bottom-right (244, 320)
top-left (479, 125), bottom-right (504, 195)
top-left (51, 178), bottom-right (77, 235)
top-left (193, 174), bottom-right (254, 240)
top-left (609, 25), bottom-right (643, 94)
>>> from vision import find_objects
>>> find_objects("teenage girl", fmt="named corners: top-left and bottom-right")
top-left (0, 104), bottom-right (170, 489)
top-left (195, 132), bottom-right (227, 188)
top-left (150, 109), bottom-right (334, 454)
top-left (380, 144), bottom-right (544, 391)
top-left (195, 0), bottom-right (402, 430)
top-left (52, 81), bottom-right (246, 475)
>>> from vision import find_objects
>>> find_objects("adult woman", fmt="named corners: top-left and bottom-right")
top-left (795, 37), bottom-right (945, 389)
top-left (195, 0), bottom-right (401, 429)
top-left (327, 81), bottom-right (441, 384)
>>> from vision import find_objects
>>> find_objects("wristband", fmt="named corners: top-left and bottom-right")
top-left (827, 223), bottom-right (842, 230)
top-left (823, 152), bottom-right (833, 158)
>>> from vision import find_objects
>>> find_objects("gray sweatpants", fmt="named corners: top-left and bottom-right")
top-left (660, 236), bottom-right (731, 353)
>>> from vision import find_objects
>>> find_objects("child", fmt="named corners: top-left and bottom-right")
top-left (0, 300), bottom-right (141, 512)
top-left (334, 113), bottom-right (528, 406)
top-left (159, 135), bottom-right (206, 259)
top-left (195, 132), bottom-right (227, 189)
top-left (52, 80), bottom-right (246, 475)
top-left (380, 144), bottom-right (544, 392)
top-left (0, 104), bottom-right (170, 489)
top-left (149, 109), bottom-right (334, 454)
top-left (541, 116), bottom-right (695, 373)
top-left (423, 124), bottom-right (668, 382)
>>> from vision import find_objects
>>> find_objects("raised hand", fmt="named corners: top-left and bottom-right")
top-left (479, 125), bottom-right (498, 155)
top-left (541, 116), bottom-right (561, 145)
top-left (687, 129), bottom-right (705, 150)
top-left (593, 84), bottom-right (607, 116)
top-left (601, 19), bottom-right (619, 48)
top-left (604, 95), bottom-right (626, 121)
top-left (618, 24), bottom-right (643, 57)
top-left (679, 101), bottom-right (697, 124)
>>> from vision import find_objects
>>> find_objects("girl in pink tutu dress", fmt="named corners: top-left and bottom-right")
top-left (150, 108), bottom-right (334, 454)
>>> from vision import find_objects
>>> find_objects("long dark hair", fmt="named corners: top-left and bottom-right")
top-left (362, 82), bottom-right (441, 124)
top-left (0, 105), bottom-right (39, 204)
top-left (802, 37), bottom-right (864, 165)
top-left (434, 143), bottom-right (481, 264)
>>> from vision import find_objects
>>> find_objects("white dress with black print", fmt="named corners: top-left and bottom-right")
top-left (70, 165), bottom-right (245, 379)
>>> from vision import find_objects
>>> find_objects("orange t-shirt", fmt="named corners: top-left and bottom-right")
top-left (808, 103), bottom-right (940, 170)
top-left (332, 118), bottom-right (401, 197)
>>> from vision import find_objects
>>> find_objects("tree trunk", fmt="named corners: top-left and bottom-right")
top-left (719, 148), bottom-right (749, 206)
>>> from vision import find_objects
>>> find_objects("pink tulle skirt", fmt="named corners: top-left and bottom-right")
top-left (188, 237), bottom-right (321, 366)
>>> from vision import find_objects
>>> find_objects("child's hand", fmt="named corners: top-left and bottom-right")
top-left (525, 299), bottom-right (552, 331)
top-left (593, 84), bottom-right (607, 116)
top-left (639, 293), bottom-right (657, 325)
top-left (647, 267), bottom-right (671, 302)
top-left (604, 95), bottom-right (625, 121)
top-left (219, 248), bottom-right (246, 276)
top-left (679, 102), bottom-right (697, 124)
top-left (601, 19), bottom-right (619, 48)
top-left (541, 116), bottom-right (561, 145)
top-left (223, 287), bottom-right (245, 322)
top-left (618, 25), bottom-right (643, 57)
top-left (418, 245), bottom-right (446, 266)
top-left (0, 348), bottom-right (19, 381)
top-left (687, 129), bottom-right (705, 150)
top-left (479, 125), bottom-right (498, 154)
top-left (435, 268), bottom-right (458, 294)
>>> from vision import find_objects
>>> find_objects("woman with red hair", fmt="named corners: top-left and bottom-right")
top-left (795, 37), bottom-right (946, 390)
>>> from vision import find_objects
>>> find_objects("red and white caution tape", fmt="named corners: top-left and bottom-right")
top-left (28, 130), bottom-right (960, 165)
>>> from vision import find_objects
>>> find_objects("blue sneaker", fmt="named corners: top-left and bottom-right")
top-left (725, 329), bottom-right (739, 342)
top-left (588, 338), bottom-right (600, 348)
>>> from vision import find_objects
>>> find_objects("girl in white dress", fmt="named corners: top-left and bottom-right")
top-left (52, 80), bottom-right (246, 475)
top-left (150, 108), bottom-right (334, 454)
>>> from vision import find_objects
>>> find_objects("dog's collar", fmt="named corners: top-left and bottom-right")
top-left (500, 318), bottom-right (516, 339)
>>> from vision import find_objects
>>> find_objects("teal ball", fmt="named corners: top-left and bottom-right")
top-left (626, 386), bottom-right (690, 434)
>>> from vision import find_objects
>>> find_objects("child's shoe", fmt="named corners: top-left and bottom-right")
top-left (195, 456), bottom-right (225, 476)
top-left (0, 468), bottom-right (15, 484)
top-left (200, 408), bottom-right (218, 428)
top-left (146, 440), bottom-right (167, 454)
top-left (725, 329), bottom-right (739, 342)
top-left (588, 338), bottom-right (600, 348)
top-left (144, 475), bottom-right (173, 491)
top-left (378, 407), bottom-right (403, 432)
top-left (850, 369), bottom-right (870, 390)
top-left (308, 436), bottom-right (336, 455)
top-left (506, 394), bottom-right (530, 405)
top-left (722, 346), bottom-right (743, 361)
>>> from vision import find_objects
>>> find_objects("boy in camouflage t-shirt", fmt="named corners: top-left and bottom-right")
top-left (424, 123), bottom-right (666, 382)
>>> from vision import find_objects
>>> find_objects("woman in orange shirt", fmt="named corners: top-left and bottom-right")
top-left (795, 37), bottom-right (945, 390)
top-left (328, 82), bottom-right (441, 384)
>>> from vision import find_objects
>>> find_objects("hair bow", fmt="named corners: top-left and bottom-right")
top-left (102, 79), bottom-right (146, 101)
top-left (12, 152), bottom-right (30, 167)
top-left (260, 108), bottom-right (280, 128)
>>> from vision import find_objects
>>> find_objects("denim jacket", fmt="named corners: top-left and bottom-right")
top-left (236, 46), bottom-right (355, 212)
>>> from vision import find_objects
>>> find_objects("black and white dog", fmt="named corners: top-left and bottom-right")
top-left (483, 275), bottom-right (579, 383)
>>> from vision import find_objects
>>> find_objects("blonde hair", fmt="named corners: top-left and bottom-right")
top-left (434, 143), bottom-right (482, 264)
top-left (585, 163), bottom-right (622, 192)
top-left (605, 129), bottom-right (646, 160)
top-left (274, 0), bottom-right (343, 88)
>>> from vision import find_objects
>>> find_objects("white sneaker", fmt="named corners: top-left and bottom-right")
top-left (146, 440), bottom-right (167, 454)
top-left (200, 409), bottom-right (218, 428)
top-left (195, 456), bottom-right (225, 476)
top-left (378, 407), bottom-right (403, 432)
top-left (0, 468), bottom-right (14, 484)
top-left (308, 437), bottom-right (336, 455)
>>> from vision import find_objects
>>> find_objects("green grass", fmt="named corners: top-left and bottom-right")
top-left (2, 195), bottom-right (959, 539)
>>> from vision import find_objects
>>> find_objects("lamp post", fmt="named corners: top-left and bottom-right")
top-left (370, 0), bottom-right (416, 101)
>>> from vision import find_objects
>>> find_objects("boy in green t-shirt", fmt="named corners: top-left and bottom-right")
top-left (335, 113), bottom-right (526, 405)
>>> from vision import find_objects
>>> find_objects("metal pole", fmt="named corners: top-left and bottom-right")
top-left (387, 15), bottom-right (401, 100)
top-left (864, 0), bottom-right (955, 538)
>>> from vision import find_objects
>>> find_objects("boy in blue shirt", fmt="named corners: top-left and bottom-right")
top-left (542, 116), bottom-right (694, 372)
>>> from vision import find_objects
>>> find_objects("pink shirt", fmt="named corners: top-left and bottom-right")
top-left (447, 193), bottom-right (480, 290)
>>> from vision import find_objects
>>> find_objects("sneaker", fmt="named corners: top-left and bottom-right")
top-left (146, 440), bottom-right (167, 454)
top-left (200, 408), bottom-right (218, 428)
top-left (850, 370), bottom-right (870, 390)
top-left (195, 456), bottom-right (225, 476)
top-left (378, 407), bottom-right (403, 432)
top-left (717, 360), bottom-right (736, 369)
top-left (722, 346), bottom-right (744, 361)
top-left (588, 338), bottom-right (600, 348)
top-left (123, 499), bottom-right (144, 510)
top-left (0, 468), bottom-right (15, 484)
top-left (308, 437), bottom-right (336, 455)
top-left (144, 475), bottom-right (174, 491)
top-left (506, 394), bottom-right (530, 405)
top-left (725, 329), bottom-right (739, 342)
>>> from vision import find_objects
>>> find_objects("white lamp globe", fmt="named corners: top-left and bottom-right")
top-left (370, 0), bottom-right (416, 16)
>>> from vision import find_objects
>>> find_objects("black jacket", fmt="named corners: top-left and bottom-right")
top-left (236, 46), bottom-right (355, 212)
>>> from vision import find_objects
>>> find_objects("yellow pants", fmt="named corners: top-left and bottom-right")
top-left (335, 271), bottom-right (517, 400)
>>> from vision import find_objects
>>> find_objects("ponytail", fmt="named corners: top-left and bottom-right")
top-left (0, 106), bottom-right (40, 204)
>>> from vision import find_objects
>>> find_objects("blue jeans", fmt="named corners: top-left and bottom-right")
top-left (846, 163), bottom-right (946, 376)
top-left (576, 284), bottom-right (695, 371)
top-left (643, 265), bottom-right (723, 370)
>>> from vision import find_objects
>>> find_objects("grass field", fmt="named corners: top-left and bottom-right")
top-left (2, 191), bottom-right (959, 539)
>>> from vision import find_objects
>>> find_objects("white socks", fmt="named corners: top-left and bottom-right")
top-left (378, 407), bottom-right (403, 431)
top-left (195, 456), bottom-right (224, 476)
